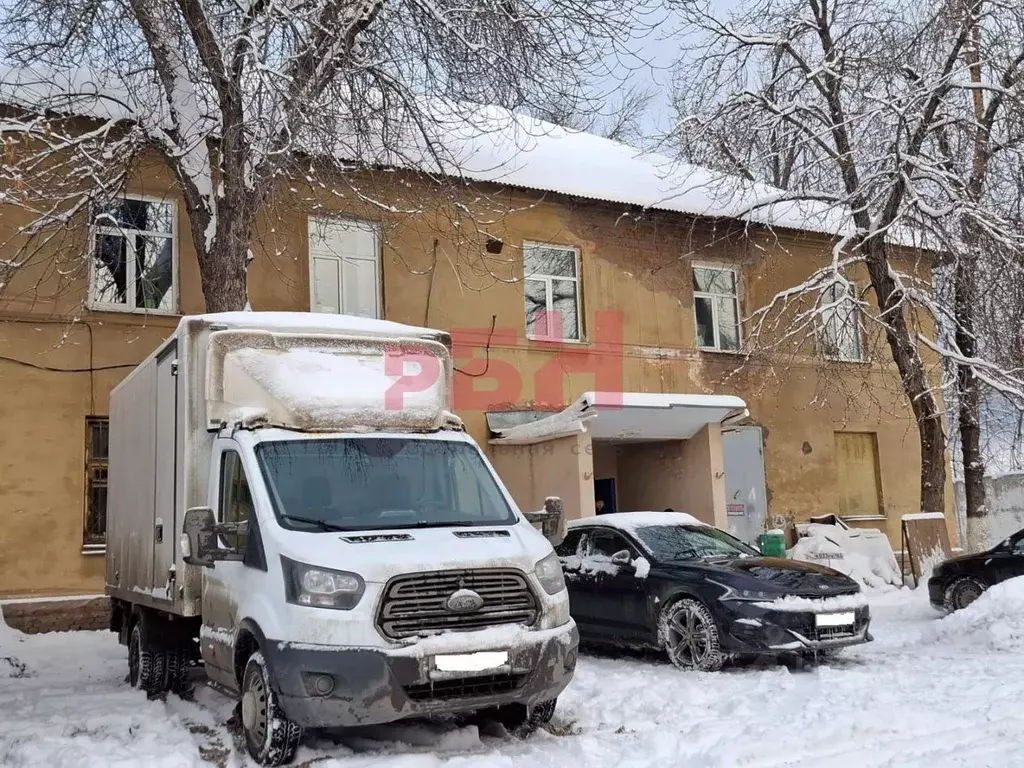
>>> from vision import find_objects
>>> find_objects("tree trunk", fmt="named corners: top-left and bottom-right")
top-left (956, 256), bottom-right (988, 550)
top-left (194, 206), bottom-right (250, 313)
top-left (862, 239), bottom-right (947, 513)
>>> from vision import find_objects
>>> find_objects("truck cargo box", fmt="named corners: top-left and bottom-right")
top-left (105, 312), bottom-right (452, 617)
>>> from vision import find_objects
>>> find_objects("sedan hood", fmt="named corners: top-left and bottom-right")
top-left (673, 556), bottom-right (860, 596)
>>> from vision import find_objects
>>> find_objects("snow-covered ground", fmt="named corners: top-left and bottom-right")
top-left (3, 582), bottom-right (1024, 767)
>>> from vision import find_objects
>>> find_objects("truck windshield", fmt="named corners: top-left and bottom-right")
top-left (255, 438), bottom-right (516, 532)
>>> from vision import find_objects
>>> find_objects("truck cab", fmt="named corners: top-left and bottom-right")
top-left (104, 312), bottom-right (577, 766)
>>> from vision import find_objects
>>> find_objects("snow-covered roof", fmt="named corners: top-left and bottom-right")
top-left (489, 391), bottom-right (748, 444)
top-left (0, 65), bottom-right (929, 244)
top-left (569, 512), bottom-right (710, 532)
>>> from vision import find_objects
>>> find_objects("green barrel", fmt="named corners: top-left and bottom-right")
top-left (758, 530), bottom-right (787, 558)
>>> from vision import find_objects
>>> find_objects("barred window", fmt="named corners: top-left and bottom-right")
top-left (84, 417), bottom-right (109, 549)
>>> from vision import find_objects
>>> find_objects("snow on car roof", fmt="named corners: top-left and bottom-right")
top-left (569, 512), bottom-right (710, 535)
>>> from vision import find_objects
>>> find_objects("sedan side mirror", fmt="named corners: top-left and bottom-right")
top-left (611, 550), bottom-right (633, 567)
top-left (182, 506), bottom-right (247, 567)
top-left (523, 496), bottom-right (565, 546)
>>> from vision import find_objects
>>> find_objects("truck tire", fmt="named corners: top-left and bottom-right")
top-left (481, 698), bottom-right (557, 737)
top-left (164, 648), bottom-right (194, 698)
top-left (241, 652), bottom-right (302, 766)
top-left (128, 621), bottom-right (166, 697)
top-left (658, 598), bottom-right (725, 672)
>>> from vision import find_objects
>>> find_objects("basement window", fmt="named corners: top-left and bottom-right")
top-left (83, 417), bottom-right (109, 552)
top-left (89, 197), bottom-right (176, 313)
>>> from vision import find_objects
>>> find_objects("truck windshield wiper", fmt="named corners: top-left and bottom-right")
top-left (280, 515), bottom-right (353, 532)
top-left (387, 520), bottom-right (482, 529)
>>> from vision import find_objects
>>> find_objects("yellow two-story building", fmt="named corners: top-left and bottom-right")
top-left (0, 101), bottom-right (955, 600)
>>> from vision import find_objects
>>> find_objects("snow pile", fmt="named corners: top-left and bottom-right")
top-left (789, 523), bottom-right (902, 591)
top-left (923, 576), bottom-right (1024, 652)
top-left (568, 511), bottom-right (708, 533)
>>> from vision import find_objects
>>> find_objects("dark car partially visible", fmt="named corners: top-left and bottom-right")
top-left (928, 526), bottom-right (1024, 612)
top-left (557, 512), bottom-right (871, 672)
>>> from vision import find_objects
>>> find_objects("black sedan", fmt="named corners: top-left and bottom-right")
top-left (556, 512), bottom-right (871, 671)
top-left (928, 526), bottom-right (1024, 612)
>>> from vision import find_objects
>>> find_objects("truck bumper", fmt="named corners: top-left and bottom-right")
top-left (264, 622), bottom-right (579, 729)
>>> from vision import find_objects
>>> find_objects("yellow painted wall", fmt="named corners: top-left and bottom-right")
top-left (0, 158), bottom-right (956, 597)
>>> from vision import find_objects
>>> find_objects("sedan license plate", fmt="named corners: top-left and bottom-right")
top-left (816, 612), bottom-right (855, 628)
top-left (433, 651), bottom-right (509, 673)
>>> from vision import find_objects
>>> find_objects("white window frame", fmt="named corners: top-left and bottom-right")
top-left (87, 195), bottom-right (178, 315)
top-left (523, 241), bottom-right (583, 342)
top-left (819, 278), bottom-right (864, 362)
top-left (692, 262), bottom-right (741, 351)
top-left (307, 216), bottom-right (382, 318)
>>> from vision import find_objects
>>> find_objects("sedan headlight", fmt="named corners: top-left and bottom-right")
top-left (534, 551), bottom-right (567, 595)
top-left (708, 579), bottom-right (777, 602)
top-left (282, 556), bottom-right (365, 610)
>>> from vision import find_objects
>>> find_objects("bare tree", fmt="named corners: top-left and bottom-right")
top-left (0, 0), bottom-right (648, 312)
top-left (531, 83), bottom-right (655, 145)
top-left (670, 0), bottom-right (1024, 521)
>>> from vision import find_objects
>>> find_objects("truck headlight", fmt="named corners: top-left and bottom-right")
top-left (282, 556), bottom-right (365, 610)
top-left (534, 552), bottom-right (566, 595)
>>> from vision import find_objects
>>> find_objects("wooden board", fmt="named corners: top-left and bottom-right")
top-left (901, 514), bottom-right (952, 583)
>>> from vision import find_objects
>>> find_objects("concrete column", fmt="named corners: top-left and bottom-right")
top-left (489, 431), bottom-right (594, 522)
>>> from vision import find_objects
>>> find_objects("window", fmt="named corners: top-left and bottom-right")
top-left (587, 530), bottom-right (635, 559)
top-left (693, 265), bottom-right (740, 351)
top-left (555, 530), bottom-right (586, 558)
top-left (524, 243), bottom-right (581, 341)
top-left (819, 279), bottom-right (863, 361)
top-left (90, 197), bottom-right (175, 312)
top-left (308, 217), bottom-right (381, 317)
top-left (219, 451), bottom-right (254, 549)
top-left (83, 418), bottom-right (109, 550)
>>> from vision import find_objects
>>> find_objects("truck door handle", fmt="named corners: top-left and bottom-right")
top-left (155, 522), bottom-right (164, 543)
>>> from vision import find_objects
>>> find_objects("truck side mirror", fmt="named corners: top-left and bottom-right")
top-left (523, 496), bottom-right (565, 547)
top-left (182, 506), bottom-right (247, 567)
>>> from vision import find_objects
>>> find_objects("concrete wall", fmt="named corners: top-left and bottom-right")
top-left (489, 432), bottom-right (595, 523)
top-left (613, 426), bottom-right (726, 527)
top-left (954, 474), bottom-right (1024, 548)
top-left (0, 153), bottom-right (955, 596)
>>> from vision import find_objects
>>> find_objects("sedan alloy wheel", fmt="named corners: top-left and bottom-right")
top-left (659, 598), bottom-right (724, 672)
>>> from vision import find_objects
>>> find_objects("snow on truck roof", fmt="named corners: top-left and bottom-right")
top-left (569, 512), bottom-right (709, 534)
top-left (180, 311), bottom-right (448, 340)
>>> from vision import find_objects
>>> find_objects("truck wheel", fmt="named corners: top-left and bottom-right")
top-left (165, 648), bottom-right (194, 698)
top-left (482, 698), bottom-right (557, 737)
top-left (128, 621), bottom-right (166, 697)
top-left (241, 652), bottom-right (302, 766)
top-left (658, 598), bottom-right (724, 672)
top-left (944, 576), bottom-right (986, 612)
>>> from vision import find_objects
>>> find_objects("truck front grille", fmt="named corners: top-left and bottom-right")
top-left (404, 673), bottom-right (526, 702)
top-left (377, 568), bottom-right (538, 640)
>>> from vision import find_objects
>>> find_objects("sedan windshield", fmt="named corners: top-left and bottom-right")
top-left (634, 525), bottom-right (760, 561)
top-left (256, 438), bottom-right (515, 532)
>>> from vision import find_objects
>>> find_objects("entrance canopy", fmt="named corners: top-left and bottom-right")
top-left (487, 391), bottom-right (748, 445)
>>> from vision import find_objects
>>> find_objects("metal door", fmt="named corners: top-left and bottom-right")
top-left (723, 426), bottom-right (767, 546)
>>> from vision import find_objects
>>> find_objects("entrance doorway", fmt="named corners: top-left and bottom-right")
top-left (594, 477), bottom-right (617, 515)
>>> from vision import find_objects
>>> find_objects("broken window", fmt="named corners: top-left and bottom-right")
top-left (90, 197), bottom-right (175, 312)
top-left (693, 265), bottom-right (741, 351)
top-left (819, 279), bottom-right (863, 362)
top-left (84, 417), bottom-right (109, 549)
top-left (524, 243), bottom-right (581, 341)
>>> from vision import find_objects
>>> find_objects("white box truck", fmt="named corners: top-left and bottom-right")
top-left (104, 312), bottom-right (577, 765)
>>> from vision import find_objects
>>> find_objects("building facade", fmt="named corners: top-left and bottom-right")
top-left (0, 148), bottom-right (957, 598)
